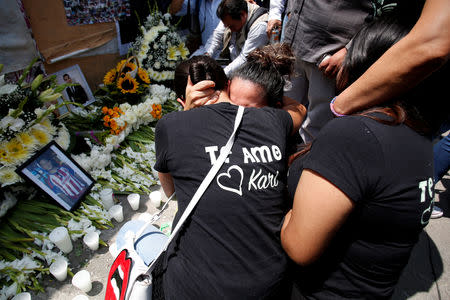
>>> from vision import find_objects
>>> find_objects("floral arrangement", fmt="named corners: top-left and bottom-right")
top-left (0, 60), bottom-right (113, 297)
top-left (98, 58), bottom-right (151, 106)
top-left (132, 9), bottom-right (189, 83)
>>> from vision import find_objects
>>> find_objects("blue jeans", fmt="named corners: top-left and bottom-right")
top-left (434, 134), bottom-right (450, 183)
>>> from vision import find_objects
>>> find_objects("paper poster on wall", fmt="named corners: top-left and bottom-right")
top-left (63, 0), bottom-right (131, 26)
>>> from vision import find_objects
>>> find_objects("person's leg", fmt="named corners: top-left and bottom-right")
top-left (432, 134), bottom-right (450, 218)
top-left (298, 61), bottom-right (336, 143)
top-left (434, 135), bottom-right (450, 183)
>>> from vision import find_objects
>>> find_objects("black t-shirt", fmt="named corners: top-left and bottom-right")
top-left (155, 102), bottom-right (293, 299)
top-left (287, 115), bottom-right (434, 299)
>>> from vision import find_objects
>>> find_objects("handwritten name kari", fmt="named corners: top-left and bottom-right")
top-left (205, 145), bottom-right (282, 195)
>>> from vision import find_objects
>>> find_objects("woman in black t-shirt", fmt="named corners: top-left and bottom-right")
top-left (154, 45), bottom-right (306, 299)
top-left (281, 17), bottom-right (449, 299)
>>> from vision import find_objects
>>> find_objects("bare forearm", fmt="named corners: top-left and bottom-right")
top-left (334, 0), bottom-right (450, 114)
top-left (158, 172), bottom-right (175, 198)
top-left (282, 96), bottom-right (307, 135)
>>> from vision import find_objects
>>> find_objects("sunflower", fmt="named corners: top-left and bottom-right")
top-left (103, 68), bottom-right (118, 85)
top-left (137, 68), bottom-right (150, 84)
top-left (5, 138), bottom-right (30, 164)
top-left (116, 59), bottom-right (127, 72)
top-left (17, 132), bottom-right (37, 148)
top-left (117, 74), bottom-right (139, 94)
top-left (0, 167), bottom-right (22, 186)
top-left (30, 125), bottom-right (52, 145)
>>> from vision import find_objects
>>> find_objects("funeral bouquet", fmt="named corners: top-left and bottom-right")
top-left (0, 60), bottom-right (112, 297)
top-left (96, 57), bottom-right (151, 106)
top-left (132, 9), bottom-right (189, 83)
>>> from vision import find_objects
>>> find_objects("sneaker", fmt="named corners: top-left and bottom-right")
top-left (431, 206), bottom-right (444, 219)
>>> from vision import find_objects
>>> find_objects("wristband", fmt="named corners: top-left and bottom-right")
top-left (330, 97), bottom-right (346, 117)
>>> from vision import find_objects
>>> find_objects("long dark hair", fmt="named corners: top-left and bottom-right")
top-left (173, 55), bottom-right (228, 100)
top-left (231, 43), bottom-right (295, 107)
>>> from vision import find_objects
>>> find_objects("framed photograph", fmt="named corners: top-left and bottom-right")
top-left (50, 64), bottom-right (96, 113)
top-left (16, 141), bottom-right (95, 211)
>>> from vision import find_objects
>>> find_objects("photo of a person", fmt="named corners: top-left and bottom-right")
top-left (37, 156), bottom-right (87, 205)
top-left (17, 142), bottom-right (95, 211)
top-left (63, 73), bottom-right (89, 104)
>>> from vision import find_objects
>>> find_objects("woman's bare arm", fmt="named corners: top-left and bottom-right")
top-left (281, 170), bottom-right (354, 265)
top-left (333, 0), bottom-right (450, 114)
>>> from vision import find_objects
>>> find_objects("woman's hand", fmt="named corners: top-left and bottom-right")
top-left (184, 76), bottom-right (220, 111)
top-left (282, 96), bottom-right (307, 135)
top-left (318, 48), bottom-right (347, 78)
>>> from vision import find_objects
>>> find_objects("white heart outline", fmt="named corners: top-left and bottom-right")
top-left (216, 165), bottom-right (244, 196)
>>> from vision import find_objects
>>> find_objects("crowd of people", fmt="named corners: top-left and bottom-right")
top-left (118, 0), bottom-right (449, 298)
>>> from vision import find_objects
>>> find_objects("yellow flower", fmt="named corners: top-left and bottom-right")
top-left (116, 59), bottom-right (127, 72)
top-left (17, 132), bottom-right (37, 148)
top-left (119, 62), bottom-right (137, 74)
top-left (117, 74), bottom-right (139, 94)
top-left (178, 43), bottom-right (189, 59)
top-left (137, 68), bottom-right (150, 84)
top-left (30, 126), bottom-right (52, 145)
top-left (0, 167), bottom-right (22, 187)
top-left (167, 46), bottom-right (178, 61)
top-left (5, 138), bottom-right (30, 164)
top-left (103, 68), bottom-right (118, 85)
top-left (0, 145), bottom-right (11, 165)
top-left (39, 118), bottom-right (57, 135)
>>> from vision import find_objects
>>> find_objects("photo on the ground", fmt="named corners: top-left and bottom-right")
top-left (16, 141), bottom-right (95, 211)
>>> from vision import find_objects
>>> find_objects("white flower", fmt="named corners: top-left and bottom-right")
top-left (0, 282), bottom-right (17, 300)
top-left (0, 167), bottom-right (22, 188)
top-left (55, 124), bottom-right (70, 150)
top-left (0, 192), bottom-right (18, 217)
top-left (0, 116), bottom-right (24, 131)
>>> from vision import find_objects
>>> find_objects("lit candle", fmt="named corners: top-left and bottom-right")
top-left (109, 205), bottom-right (124, 222)
top-left (72, 270), bottom-right (92, 293)
top-left (49, 227), bottom-right (73, 253)
top-left (11, 292), bottom-right (31, 300)
top-left (83, 232), bottom-right (99, 251)
top-left (49, 258), bottom-right (68, 281)
top-left (149, 190), bottom-right (162, 207)
top-left (99, 188), bottom-right (114, 210)
top-left (72, 295), bottom-right (89, 300)
top-left (127, 193), bottom-right (140, 210)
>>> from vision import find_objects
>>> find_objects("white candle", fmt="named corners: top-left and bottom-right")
top-left (127, 193), bottom-right (140, 210)
top-left (99, 188), bottom-right (114, 210)
top-left (109, 242), bottom-right (119, 258)
top-left (109, 205), bottom-right (124, 222)
top-left (11, 292), bottom-right (31, 300)
top-left (149, 190), bottom-right (162, 207)
top-left (49, 227), bottom-right (73, 253)
top-left (72, 270), bottom-right (92, 293)
top-left (83, 232), bottom-right (99, 251)
top-left (49, 258), bottom-right (68, 281)
top-left (72, 295), bottom-right (89, 300)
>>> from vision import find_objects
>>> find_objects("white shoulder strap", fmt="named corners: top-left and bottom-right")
top-left (147, 105), bottom-right (245, 272)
